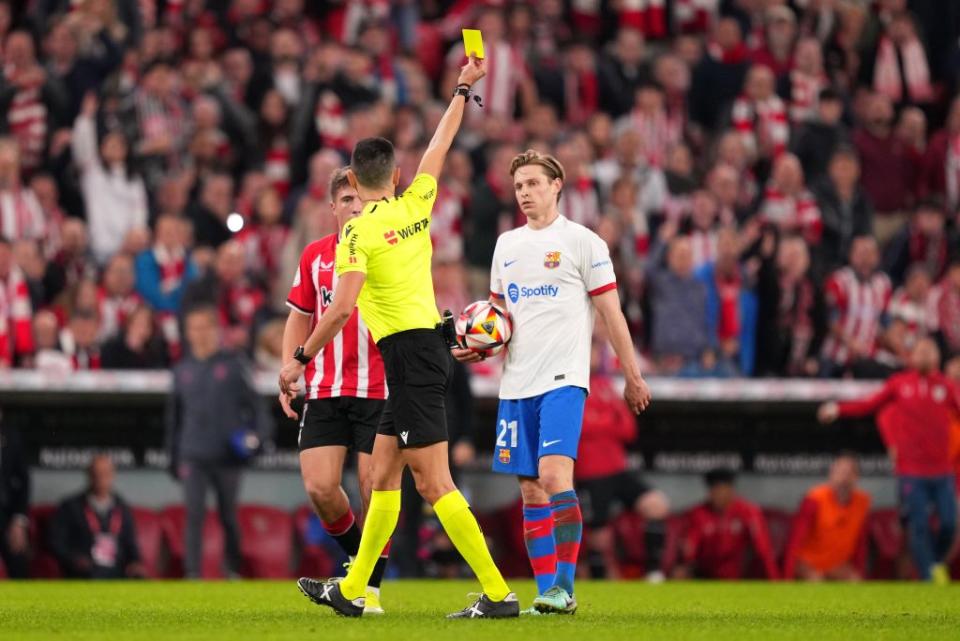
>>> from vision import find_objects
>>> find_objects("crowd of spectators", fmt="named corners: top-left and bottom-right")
top-left (0, 0), bottom-right (955, 380)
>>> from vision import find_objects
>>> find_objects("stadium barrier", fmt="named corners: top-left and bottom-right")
top-left (0, 370), bottom-right (890, 475)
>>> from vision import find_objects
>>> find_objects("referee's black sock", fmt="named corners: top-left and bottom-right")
top-left (322, 509), bottom-right (362, 561)
top-left (368, 541), bottom-right (391, 589)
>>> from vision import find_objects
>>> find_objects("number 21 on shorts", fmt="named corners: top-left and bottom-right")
top-left (497, 419), bottom-right (518, 448)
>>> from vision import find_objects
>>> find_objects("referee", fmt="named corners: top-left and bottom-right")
top-left (279, 55), bottom-right (517, 619)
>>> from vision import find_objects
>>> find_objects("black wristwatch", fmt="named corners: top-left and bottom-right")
top-left (453, 83), bottom-right (472, 99)
top-left (293, 345), bottom-right (312, 365)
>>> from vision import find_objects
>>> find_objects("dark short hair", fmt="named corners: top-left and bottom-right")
top-left (350, 137), bottom-right (396, 189)
top-left (819, 87), bottom-right (841, 102)
top-left (329, 167), bottom-right (352, 202)
top-left (915, 196), bottom-right (945, 214)
top-left (704, 468), bottom-right (737, 487)
top-left (184, 303), bottom-right (219, 322)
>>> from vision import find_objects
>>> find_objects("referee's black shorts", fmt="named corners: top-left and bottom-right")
top-left (376, 328), bottom-right (452, 449)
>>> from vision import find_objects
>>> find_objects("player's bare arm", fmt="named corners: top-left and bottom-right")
top-left (279, 271), bottom-right (366, 395)
top-left (417, 55), bottom-right (486, 179)
top-left (592, 289), bottom-right (652, 414)
top-left (278, 309), bottom-right (312, 418)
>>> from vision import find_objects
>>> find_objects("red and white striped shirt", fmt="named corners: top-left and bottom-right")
top-left (6, 80), bottom-right (47, 174)
top-left (619, 108), bottom-right (683, 167)
top-left (286, 233), bottom-right (386, 400)
top-left (822, 267), bottom-right (892, 365)
top-left (731, 94), bottom-right (789, 159)
top-left (759, 186), bottom-right (823, 244)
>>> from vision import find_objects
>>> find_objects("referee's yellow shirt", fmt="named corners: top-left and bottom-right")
top-left (335, 173), bottom-right (441, 342)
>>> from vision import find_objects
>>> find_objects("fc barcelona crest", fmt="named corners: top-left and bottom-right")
top-left (498, 448), bottom-right (511, 464)
top-left (544, 251), bottom-right (561, 269)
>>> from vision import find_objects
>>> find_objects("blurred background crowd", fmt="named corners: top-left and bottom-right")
top-left (0, 0), bottom-right (958, 379)
top-left (0, 0), bottom-right (959, 583)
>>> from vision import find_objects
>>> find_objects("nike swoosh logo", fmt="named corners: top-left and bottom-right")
top-left (319, 261), bottom-right (334, 271)
top-left (504, 259), bottom-right (518, 268)
top-left (542, 440), bottom-right (562, 448)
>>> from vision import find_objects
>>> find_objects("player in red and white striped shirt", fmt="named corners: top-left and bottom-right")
top-left (279, 168), bottom-right (389, 613)
top-left (821, 236), bottom-right (892, 376)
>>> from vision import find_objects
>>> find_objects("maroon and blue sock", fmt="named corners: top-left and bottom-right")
top-left (522, 503), bottom-right (556, 595)
top-left (550, 490), bottom-right (583, 595)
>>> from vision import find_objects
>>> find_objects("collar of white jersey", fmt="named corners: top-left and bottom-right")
top-left (524, 213), bottom-right (566, 233)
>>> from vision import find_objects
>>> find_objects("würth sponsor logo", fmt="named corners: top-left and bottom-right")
top-left (384, 230), bottom-right (398, 245)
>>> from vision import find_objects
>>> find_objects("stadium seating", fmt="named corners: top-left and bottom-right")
top-left (474, 499), bottom-right (529, 578)
top-left (747, 508), bottom-right (792, 579)
top-left (867, 509), bottom-right (908, 580)
top-left (131, 507), bottom-right (164, 578)
top-left (29, 505), bottom-right (61, 578)
top-left (611, 511), bottom-right (686, 578)
top-left (237, 505), bottom-right (293, 578)
top-left (160, 506), bottom-right (225, 579)
top-left (293, 505), bottom-right (334, 579)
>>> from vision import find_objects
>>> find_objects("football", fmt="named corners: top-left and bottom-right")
top-left (455, 300), bottom-right (513, 355)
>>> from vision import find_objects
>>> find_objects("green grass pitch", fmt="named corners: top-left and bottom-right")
top-left (2, 580), bottom-right (958, 641)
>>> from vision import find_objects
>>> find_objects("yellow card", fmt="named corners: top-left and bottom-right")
top-left (462, 29), bottom-right (485, 59)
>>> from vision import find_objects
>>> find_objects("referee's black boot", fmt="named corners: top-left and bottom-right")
top-left (447, 592), bottom-right (520, 619)
top-left (297, 577), bottom-right (364, 617)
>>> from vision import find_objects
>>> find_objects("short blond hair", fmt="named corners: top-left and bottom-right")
top-left (328, 167), bottom-right (352, 202)
top-left (509, 149), bottom-right (565, 202)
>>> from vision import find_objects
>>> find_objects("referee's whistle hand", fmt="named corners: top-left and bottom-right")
top-left (451, 347), bottom-right (483, 363)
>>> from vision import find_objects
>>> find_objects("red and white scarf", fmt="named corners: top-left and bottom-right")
top-left (97, 287), bottom-right (142, 340)
top-left (731, 94), bottom-right (788, 158)
top-left (760, 186), bottom-right (823, 244)
top-left (315, 90), bottom-right (349, 154)
top-left (874, 36), bottom-right (933, 104)
top-left (789, 70), bottom-right (827, 124)
top-left (618, 0), bottom-right (667, 38)
top-left (0, 267), bottom-right (34, 366)
top-left (153, 246), bottom-right (186, 294)
top-left (0, 186), bottom-right (46, 242)
top-left (5, 72), bottom-right (47, 174)
top-left (673, 0), bottom-right (718, 34)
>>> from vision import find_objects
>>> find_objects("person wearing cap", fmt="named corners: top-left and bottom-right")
top-left (672, 468), bottom-right (780, 580)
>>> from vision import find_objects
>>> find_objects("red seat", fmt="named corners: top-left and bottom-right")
top-left (867, 508), bottom-right (910, 580)
top-left (610, 511), bottom-right (686, 578)
top-left (131, 507), bottom-right (164, 578)
top-left (238, 505), bottom-right (293, 578)
top-left (746, 508), bottom-right (792, 579)
top-left (475, 500), bottom-right (528, 578)
top-left (29, 505), bottom-right (61, 578)
top-left (160, 506), bottom-right (225, 578)
top-left (0, 555), bottom-right (7, 578)
top-left (293, 506), bottom-right (334, 579)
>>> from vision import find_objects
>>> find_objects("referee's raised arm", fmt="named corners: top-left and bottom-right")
top-left (416, 54), bottom-right (486, 179)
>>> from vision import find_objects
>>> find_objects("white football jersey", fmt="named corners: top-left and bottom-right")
top-left (490, 215), bottom-right (617, 399)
